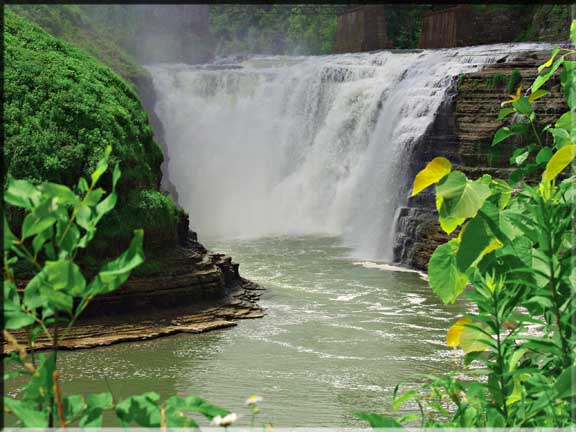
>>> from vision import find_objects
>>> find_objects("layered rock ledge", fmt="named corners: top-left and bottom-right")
top-left (394, 49), bottom-right (567, 270)
top-left (6, 233), bottom-right (264, 353)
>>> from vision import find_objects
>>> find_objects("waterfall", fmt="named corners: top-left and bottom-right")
top-left (147, 43), bottom-right (548, 262)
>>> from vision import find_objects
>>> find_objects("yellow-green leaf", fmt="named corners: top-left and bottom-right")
top-left (447, 317), bottom-right (471, 347)
top-left (528, 89), bottom-right (549, 102)
top-left (542, 144), bottom-right (576, 182)
top-left (459, 325), bottom-right (491, 353)
top-left (538, 47), bottom-right (559, 73)
top-left (436, 195), bottom-right (466, 234)
top-left (411, 157), bottom-right (452, 197)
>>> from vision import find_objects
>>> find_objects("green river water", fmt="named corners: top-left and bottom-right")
top-left (7, 236), bottom-right (468, 427)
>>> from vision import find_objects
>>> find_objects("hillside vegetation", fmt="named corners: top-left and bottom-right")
top-left (4, 10), bottom-right (183, 258)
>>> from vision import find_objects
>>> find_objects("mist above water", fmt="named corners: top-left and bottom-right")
top-left (147, 43), bottom-right (548, 261)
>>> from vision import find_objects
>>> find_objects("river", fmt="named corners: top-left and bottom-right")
top-left (7, 236), bottom-right (468, 427)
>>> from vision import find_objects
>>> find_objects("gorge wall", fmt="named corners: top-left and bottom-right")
top-left (393, 49), bottom-right (567, 270)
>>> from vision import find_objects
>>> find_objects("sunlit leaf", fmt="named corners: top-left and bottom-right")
top-left (542, 144), bottom-right (576, 181)
top-left (411, 157), bottom-right (451, 197)
top-left (436, 172), bottom-right (492, 220)
top-left (459, 324), bottom-right (491, 353)
top-left (532, 58), bottom-right (564, 94)
top-left (528, 89), bottom-right (549, 102)
top-left (447, 317), bottom-right (471, 347)
top-left (538, 47), bottom-right (559, 73)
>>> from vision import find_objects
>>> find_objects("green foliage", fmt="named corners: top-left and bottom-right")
top-left (358, 21), bottom-right (576, 428)
top-left (4, 10), bottom-right (183, 256)
top-left (210, 5), bottom-right (346, 55)
top-left (6, 4), bottom-right (146, 83)
top-left (485, 73), bottom-right (508, 89)
top-left (4, 10), bottom-right (161, 189)
top-left (3, 149), bottom-right (236, 428)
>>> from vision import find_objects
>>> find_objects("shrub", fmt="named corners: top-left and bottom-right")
top-left (357, 20), bottom-right (576, 429)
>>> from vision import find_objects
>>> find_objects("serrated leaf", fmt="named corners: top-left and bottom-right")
top-left (4, 398), bottom-right (49, 427)
top-left (460, 324), bottom-right (491, 353)
top-left (411, 157), bottom-right (451, 197)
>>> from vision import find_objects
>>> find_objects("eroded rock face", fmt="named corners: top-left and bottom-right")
top-left (394, 50), bottom-right (567, 270)
top-left (10, 232), bottom-right (264, 352)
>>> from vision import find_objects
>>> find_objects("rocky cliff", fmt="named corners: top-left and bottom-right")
top-left (333, 6), bottom-right (393, 53)
top-left (394, 49), bottom-right (567, 270)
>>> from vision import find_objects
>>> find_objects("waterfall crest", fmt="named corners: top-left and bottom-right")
top-left (147, 43), bottom-right (548, 261)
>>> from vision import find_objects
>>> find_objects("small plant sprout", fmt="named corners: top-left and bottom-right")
top-left (246, 394), bottom-right (263, 425)
top-left (245, 394), bottom-right (263, 406)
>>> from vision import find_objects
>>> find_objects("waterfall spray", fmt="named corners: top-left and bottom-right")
top-left (147, 43), bottom-right (549, 261)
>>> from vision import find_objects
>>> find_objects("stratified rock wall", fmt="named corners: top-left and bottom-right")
top-left (334, 5), bottom-right (393, 53)
top-left (394, 50), bottom-right (567, 270)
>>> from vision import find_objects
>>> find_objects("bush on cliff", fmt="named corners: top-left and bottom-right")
top-left (6, 4), bottom-right (146, 83)
top-left (4, 10), bottom-right (182, 258)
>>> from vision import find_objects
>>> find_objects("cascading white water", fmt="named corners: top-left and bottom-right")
top-left (147, 43), bottom-right (549, 261)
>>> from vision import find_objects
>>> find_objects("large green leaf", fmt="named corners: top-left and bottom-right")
top-left (543, 144), bottom-right (576, 182)
top-left (115, 392), bottom-right (161, 427)
top-left (428, 238), bottom-right (469, 304)
top-left (183, 396), bottom-right (229, 420)
top-left (44, 260), bottom-right (86, 296)
top-left (5, 177), bottom-right (41, 209)
top-left (436, 172), bottom-right (492, 220)
top-left (21, 198), bottom-right (57, 240)
top-left (456, 216), bottom-right (500, 272)
top-left (4, 398), bottom-right (49, 427)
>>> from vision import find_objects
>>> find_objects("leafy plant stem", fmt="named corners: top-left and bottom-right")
top-left (530, 119), bottom-right (543, 148)
top-left (492, 289), bottom-right (509, 423)
top-left (542, 197), bottom-right (570, 366)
